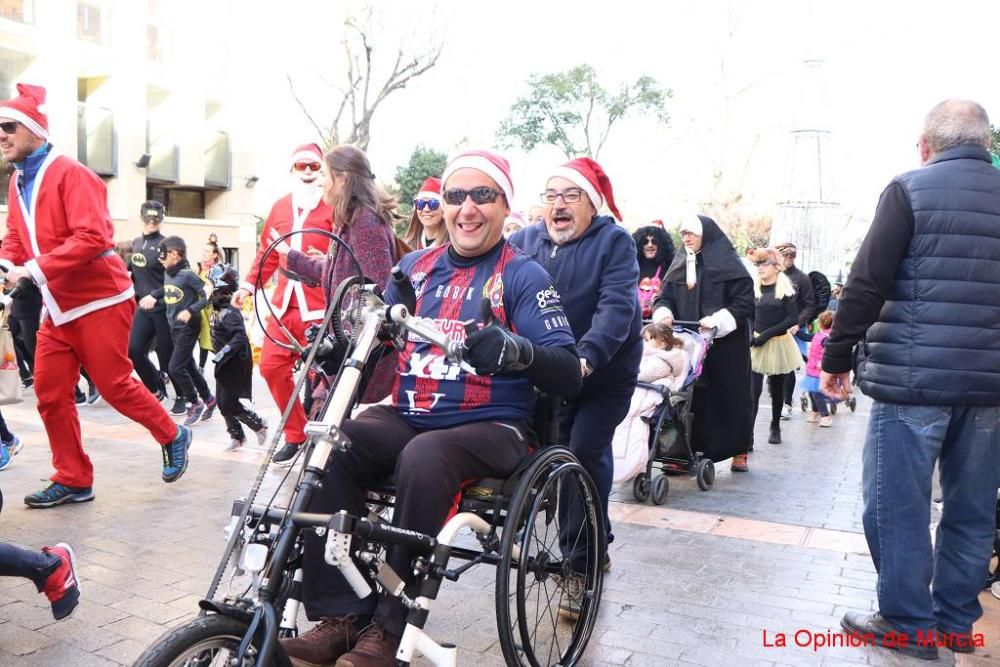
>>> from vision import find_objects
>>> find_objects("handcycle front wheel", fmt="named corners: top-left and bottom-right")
top-left (134, 613), bottom-right (292, 667)
top-left (495, 447), bottom-right (605, 667)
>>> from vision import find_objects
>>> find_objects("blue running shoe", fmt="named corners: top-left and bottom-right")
top-left (24, 483), bottom-right (95, 508)
top-left (162, 425), bottom-right (192, 483)
top-left (5, 434), bottom-right (22, 457)
top-left (0, 444), bottom-right (11, 471)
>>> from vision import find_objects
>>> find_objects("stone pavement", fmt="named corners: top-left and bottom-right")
top-left (0, 376), bottom-right (996, 666)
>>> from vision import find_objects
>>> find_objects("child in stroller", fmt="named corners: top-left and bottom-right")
top-left (626, 321), bottom-right (717, 504)
top-left (612, 322), bottom-right (689, 485)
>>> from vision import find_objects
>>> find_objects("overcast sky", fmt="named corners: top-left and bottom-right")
top-left (232, 0), bottom-right (1000, 239)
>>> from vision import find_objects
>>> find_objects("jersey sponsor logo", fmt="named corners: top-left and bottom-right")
top-left (131, 252), bottom-right (147, 268)
top-left (543, 315), bottom-right (570, 330)
top-left (434, 284), bottom-right (474, 301)
top-left (536, 285), bottom-right (562, 311)
top-left (401, 389), bottom-right (447, 412)
top-left (406, 317), bottom-right (468, 345)
top-left (411, 271), bottom-right (428, 299)
top-left (401, 351), bottom-right (463, 381)
top-left (163, 284), bottom-right (184, 305)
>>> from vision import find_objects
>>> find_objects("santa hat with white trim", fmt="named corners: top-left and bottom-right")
top-left (441, 149), bottom-right (513, 202)
top-left (549, 157), bottom-right (621, 221)
top-left (0, 83), bottom-right (49, 139)
top-left (290, 143), bottom-right (323, 167)
top-left (416, 176), bottom-right (441, 201)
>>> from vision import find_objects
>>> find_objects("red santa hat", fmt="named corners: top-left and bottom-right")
top-left (290, 143), bottom-right (323, 167)
top-left (550, 157), bottom-right (621, 221)
top-left (0, 83), bottom-right (49, 139)
top-left (416, 176), bottom-right (441, 201)
top-left (441, 149), bottom-right (513, 202)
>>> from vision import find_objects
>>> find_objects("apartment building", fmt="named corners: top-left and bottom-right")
top-left (0, 0), bottom-right (259, 275)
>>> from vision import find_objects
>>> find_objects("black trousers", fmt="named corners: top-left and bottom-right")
top-left (217, 383), bottom-right (264, 440)
top-left (0, 543), bottom-right (59, 589)
top-left (301, 405), bottom-right (530, 636)
top-left (752, 372), bottom-right (785, 428)
top-left (129, 308), bottom-right (178, 394)
top-left (168, 323), bottom-right (211, 403)
top-left (10, 311), bottom-right (39, 373)
top-left (781, 371), bottom-right (796, 406)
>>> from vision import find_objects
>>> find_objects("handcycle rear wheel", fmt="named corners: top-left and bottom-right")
top-left (495, 447), bottom-right (605, 666)
top-left (133, 613), bottom-right (292, 667)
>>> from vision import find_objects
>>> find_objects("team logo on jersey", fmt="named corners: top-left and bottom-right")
top-left (163, 284), bottom-right (183, 305)
top-left (483, 274), bottom-right (504, 309)
top-left (131, 252), bottom-right (147, 268)
top-left (536, 285), bottom-right (562, 311)
top-left (410, 271), bottom-right (428, 299)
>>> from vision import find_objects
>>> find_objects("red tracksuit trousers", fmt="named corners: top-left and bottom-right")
top-left (35, 299), bottom-right (177, 488)
top-left (258, 305), bottom-right (309, 444)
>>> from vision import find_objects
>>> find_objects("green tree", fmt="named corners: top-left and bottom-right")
top-left (497, 65), bottom-right (670, 159)
top-left (394, 145), bottom-right (448, 217)
top-left (991, 124), bottom-right (1000, 156)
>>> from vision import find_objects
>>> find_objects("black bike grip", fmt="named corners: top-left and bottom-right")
top-left (391, 266), bottom-right (416, 314)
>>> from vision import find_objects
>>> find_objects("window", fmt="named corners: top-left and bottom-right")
top-left (146, 186), bottom-right (206, 219)
top-left (0, 0), bottom-right (31, 23)
top-left (223, 247), bottom-right (238, 268)
top-left (77, 2), bottom-right (110, 45)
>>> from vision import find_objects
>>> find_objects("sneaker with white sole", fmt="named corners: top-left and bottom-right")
top-left (272, 441), bottom-right (301, 466)
top-left (224, 438), bottom-right (244, 452)
top-left (40, 543), bottom-right (80, 620)
top-left (200, 395), bottom-right (217, 421)
top-left (169, 398), bottom-right (188, 416)
top-left (819, 415), bottom-right (833, 427)
top-left (255, 420), bottom-right (269, 448)
top-left (183, 401), bottom-right (207, 427)
top-left (780, 404), bottom-right (793, 420)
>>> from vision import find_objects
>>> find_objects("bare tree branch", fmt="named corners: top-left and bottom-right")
top-left (286, 74), bottom-right (332, 146)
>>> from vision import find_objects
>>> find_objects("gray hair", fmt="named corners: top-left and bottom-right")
top-left (922, 99), bottom-right (991, 153)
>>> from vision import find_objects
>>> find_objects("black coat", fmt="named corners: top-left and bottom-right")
top-left (653, 216), bottom-right (755, 460)
top-left (211, 305), bottom-right (253, 398)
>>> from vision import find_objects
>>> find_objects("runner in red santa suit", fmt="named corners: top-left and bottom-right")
top-left (0, 84), bottom-right (192, 508)
top-left (231, 144), bottom-right (332, 464)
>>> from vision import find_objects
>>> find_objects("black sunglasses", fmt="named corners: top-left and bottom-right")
top-left (442, 186), bottom-right (504, 206)
top-left (0, 121), bottom-right (20, 134)
top-left (413, 198), bottom-right (440, 211)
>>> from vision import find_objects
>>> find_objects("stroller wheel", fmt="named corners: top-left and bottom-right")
top-left (800, 394), bottom-right (809, 412)
top-left (830, 402), bottom-right (838, 415)
top-left (695, 458), bottom-right (715, 491)
top-left (848, 396), bottom-right (857, 412)
top-left (632, 473), bottom-right (651, 502)
top-left (651, 475), bottom-right (669, 505)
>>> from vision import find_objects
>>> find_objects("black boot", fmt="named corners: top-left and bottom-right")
top-left (768, 423), bottom-right (781, 444)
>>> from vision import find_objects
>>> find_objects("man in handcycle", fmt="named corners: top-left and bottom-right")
top-left (282, 149), bottom-right (583, 667)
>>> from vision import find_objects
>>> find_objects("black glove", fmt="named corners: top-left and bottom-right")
top-left (464, 298), bottom-right (534, 375)
top-left (212, 344), bottom-right (232, 363)
top-left (750, 336), bottom-right (764, 347)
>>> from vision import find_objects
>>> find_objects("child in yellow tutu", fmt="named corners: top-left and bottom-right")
top-left (747, 248), bottom-right (801, 452)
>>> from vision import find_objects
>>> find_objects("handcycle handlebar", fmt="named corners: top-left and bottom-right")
top-left (387, 303), bottom-right (467, 367)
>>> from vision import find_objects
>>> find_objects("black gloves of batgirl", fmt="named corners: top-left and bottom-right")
top-left (464, 298), bottom-right (534, 375)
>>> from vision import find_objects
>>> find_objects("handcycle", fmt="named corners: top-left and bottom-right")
top-left (135, 236), bottom-right (606, 666)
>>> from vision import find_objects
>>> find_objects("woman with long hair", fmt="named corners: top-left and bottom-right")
top-left (273, 144), bottom-right (399, 414)
top-left (632, 224), bottom-right (675, 320)
top-left (403, 176), bottom-right (447, 249)
top-left (197, 239), bottom-right (223, 372)
top-left (746, 247), bottom-right (801, 456)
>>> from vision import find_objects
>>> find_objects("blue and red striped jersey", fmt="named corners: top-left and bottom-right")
top-left (384, 241), bottom-right (574, 429)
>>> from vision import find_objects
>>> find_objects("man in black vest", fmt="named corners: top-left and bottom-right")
top-left (822, 99), bottom-right (1000, 660)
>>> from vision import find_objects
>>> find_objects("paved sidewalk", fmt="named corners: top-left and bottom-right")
top-left (0, 379), bottom-right (995, 665)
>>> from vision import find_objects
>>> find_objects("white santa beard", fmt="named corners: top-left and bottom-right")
top-left (291, 180), bottom-right (322, 211)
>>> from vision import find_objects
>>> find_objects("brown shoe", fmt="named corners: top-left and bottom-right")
top-left (335, 622), bottom-right (399, 667)
top-left (280, 615), bottom-right (360, 667)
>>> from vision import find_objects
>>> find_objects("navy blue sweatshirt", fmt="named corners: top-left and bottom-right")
top-left (150, 260), bottom-right (208, 329)
top-left (510, 216), bottom-right (642, 386)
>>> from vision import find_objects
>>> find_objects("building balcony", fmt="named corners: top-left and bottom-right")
top-left (77, 101), bottom-right (116, 177)
top-left (146, 119), bottom-right (178, 183)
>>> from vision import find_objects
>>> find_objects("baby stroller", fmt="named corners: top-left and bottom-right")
top-left (987, 489), bottom-right (1000, 596)
top-left (633, 322), bottom-right (717, 505)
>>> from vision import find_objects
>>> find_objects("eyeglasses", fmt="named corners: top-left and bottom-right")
top-left (540, 189), bottom-right (585, 205)
top-left (0, 121), bottom-right (19, 134)
top-left (413, 198), bottom-right (441, 211)
top-left (754, 260), bottom-right (776, 267)
top-left (442, 186), bottom-right (504, 206)
top-left (643, 238), bottom-right (657, 246)
top-left (293, 161), bottom-right (322, 172)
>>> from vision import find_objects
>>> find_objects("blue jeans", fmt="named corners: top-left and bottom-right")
top-left (862, 402), bottom-right (1000, 636)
